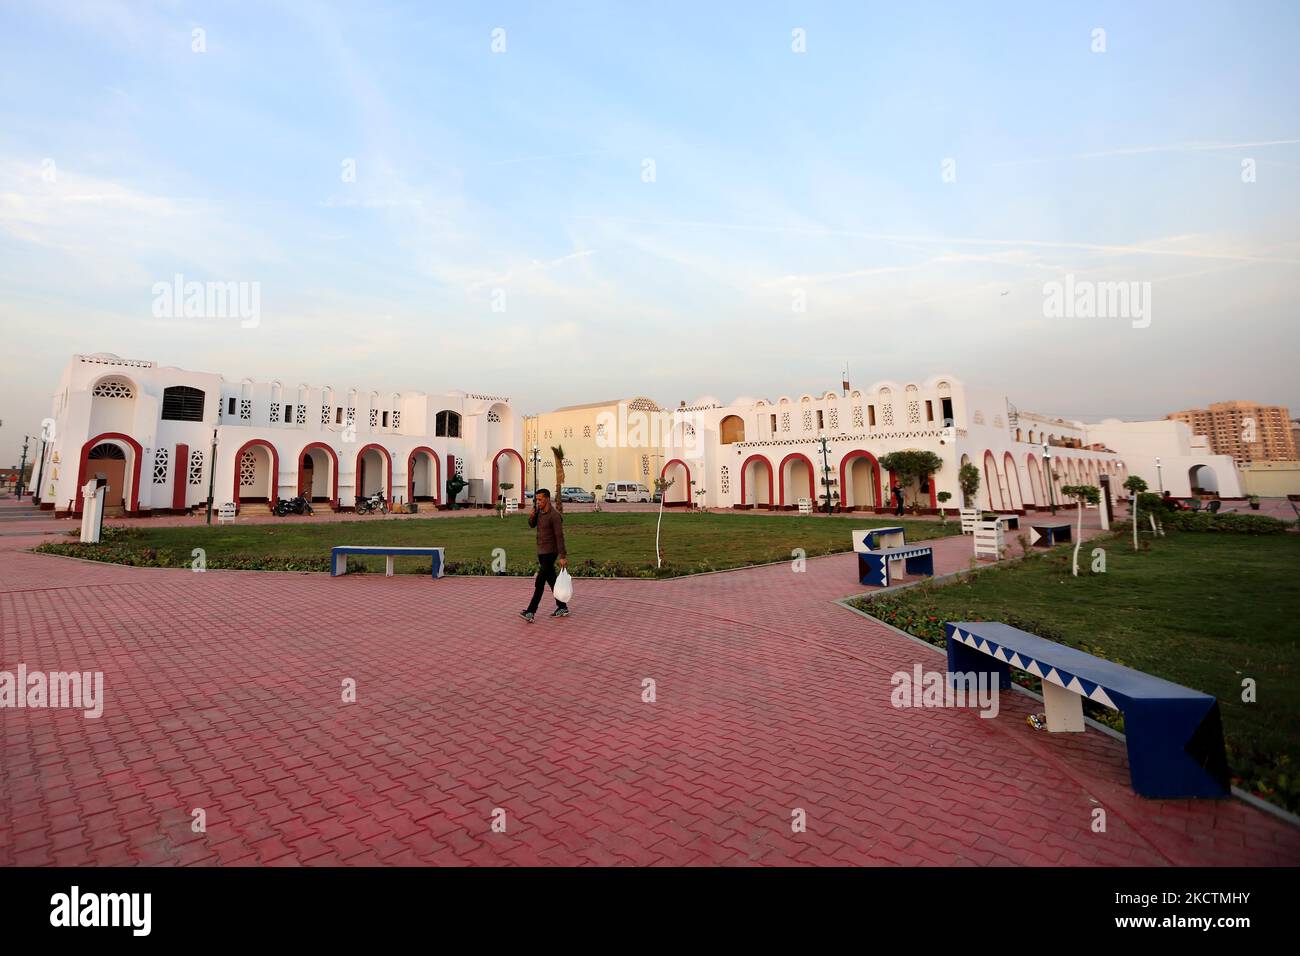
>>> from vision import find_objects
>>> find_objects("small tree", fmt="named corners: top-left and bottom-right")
top-left (936, 490), bottom-right (952, 523)
top-left (496, 482), bottom-right (514, 518)
top-left (1061, 484), bottom-right (1100, 576)
top-left (958, 463), bottom-right (981, 509)
top-left (878, 450), bottom-right (943, 508)
top-left (1123, 475), bottom-right (1148, 552)
top-left (654, 477), bottom-right (675, 568)
top-left (550, 445), bottom-right (566, 513)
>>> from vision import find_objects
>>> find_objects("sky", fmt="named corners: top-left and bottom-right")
top-left (2, 0), bottom-right (1298, 463)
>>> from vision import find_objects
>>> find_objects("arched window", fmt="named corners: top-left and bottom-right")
top-left (161, 386), bottom-right (206, 422)
top-left (720, 415), bottom-right (745, 444)
top-left (435, 410), bottom-right (461, 438)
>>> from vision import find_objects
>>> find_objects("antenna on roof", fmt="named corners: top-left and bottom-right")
top-left (841, 363), bottom-right (850, 397)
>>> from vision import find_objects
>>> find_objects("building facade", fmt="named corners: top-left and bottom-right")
top-left (639, 375), bottom-right (1145, 512)
top-left (1167, 401), bottom-right (1296, 463)
top-left (523, 398), bottom-right (668, 495)
top-left (36, 353), bottom-right (524, 516)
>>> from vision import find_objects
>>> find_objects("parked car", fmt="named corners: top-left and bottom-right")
top-left (604, 481), bottom-right (651, 503)
top-left (560, 486), bottom-right (595, 503)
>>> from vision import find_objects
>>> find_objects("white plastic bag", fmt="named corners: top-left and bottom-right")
top-left (553, 568), bottom-right (574, 603)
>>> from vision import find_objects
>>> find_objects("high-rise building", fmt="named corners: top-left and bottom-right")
top-left (1166, 401), bottom-right (1296, 463)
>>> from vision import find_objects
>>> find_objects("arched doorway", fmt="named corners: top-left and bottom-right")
top-left (76, 433), bottom-right (144, 514)
top-left (491, 449), bottom-right (525, 506)
top-left (739, 454), bottom-right (773, 508)
top-left (779, 452), bottom-right (815, 508)
top-left (299, 442), bottom-right (339, 510)
top-left (1003, 452), bottom-right (1023, 510)
top-left (407, 446), bottom-right (440, 503)
top-left (839, 450), bottom-right (882, 511)
top-left (355, 444), bottom-right (392, 504)
top-left (983, 450), bottom-right (1005, 511)
top-left (232, 440), bottom-right (278, 510)
top-left (720, 415), bottom-right (745, 444)
top-left (661, 459), bottom-right (692, 506)
top-left (1026, 454), bottom-right (1044, 508)
top-left (1189, 464), bottom-right (1219, 495)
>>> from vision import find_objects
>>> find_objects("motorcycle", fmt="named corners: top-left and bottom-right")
top-left (273, 495), bottom-right (314, 517)
top-left (355, 491), bottom-right (388, 516)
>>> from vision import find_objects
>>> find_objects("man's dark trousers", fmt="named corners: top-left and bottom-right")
top-left (527, 552), bottom-right (568, 614)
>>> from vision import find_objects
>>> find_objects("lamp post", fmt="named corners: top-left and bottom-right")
top-left (816, 429), bottom-right (834, 515)
top-left (16, 435), bottom-right (30, 499)
top-left (1155, 456), bottom-right (1163, 494)
top-left (205, 428), bottom-right (219, 525)
top-left (529, 444), bottom-right (540, 498)
top-left (1043, 442), bottom-right (1056, 515)
top-left (33, 428), bottom-right (49, 506)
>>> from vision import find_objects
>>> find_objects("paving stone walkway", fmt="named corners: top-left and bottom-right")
top-left (1, 501), bottom-right (1296, 866)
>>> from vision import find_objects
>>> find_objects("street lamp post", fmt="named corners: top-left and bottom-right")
top-left (33, 432), bottom-right (48, 506)
top-left (816, 431), bottom-right (834, 515)
top-left (529, 444), bottom-right (540, 498)
top-left (1043, 442), bottom-right (1056, 515)
top-left (205, 428), bottom-right (219, 525)
top-left (16, 435), bottom-right (31, 499)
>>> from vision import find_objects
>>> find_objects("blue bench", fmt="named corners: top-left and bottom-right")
top-left (331, 545), bottom-right (445, 579)
top-left (944, 621), bottom-right (1228, 799)
top-left (852, 526), bottom-right (906, 552)
top-left (858, 545), bottom-right (934, 587)
top-left (1030, 523), bottom-right (1072, 547)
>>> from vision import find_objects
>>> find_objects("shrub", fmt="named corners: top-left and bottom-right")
top-left (1159, 511), bottom-right (1286, 535)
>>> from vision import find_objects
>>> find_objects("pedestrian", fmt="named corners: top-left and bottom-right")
top-left (520, 488), bottom-right (569, 622)
top-left (892, 483), bottom-right (906, 516)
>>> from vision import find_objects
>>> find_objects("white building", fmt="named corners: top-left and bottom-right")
top-left (36, 353), bottom-right (524, 516)
top-left (653, 375), bottom-right (1149, 512)
top-left (1084, 419), bottom-right (1242, 498)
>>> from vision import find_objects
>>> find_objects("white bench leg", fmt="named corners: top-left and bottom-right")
top-left (385, 555), bottom-right (395, 577)
top-left (1042, 681), bottom-right (1085, 732)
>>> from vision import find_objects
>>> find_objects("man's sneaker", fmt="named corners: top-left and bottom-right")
top-left (551, 608), bottom-right (570, 618)
top-left (519, 610), bottom-right (535, 623)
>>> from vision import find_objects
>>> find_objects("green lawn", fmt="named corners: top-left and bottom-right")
top-left (41, 511), bottom-right (959, 578)
top-left (853, 531), bottom-right (1300, 810)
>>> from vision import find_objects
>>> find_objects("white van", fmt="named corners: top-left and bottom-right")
top-left (604, 481), bottom-right (651, 503)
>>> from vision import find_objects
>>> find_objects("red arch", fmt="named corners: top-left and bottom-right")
top-left (232, 439), bottom-right (280, 512)
top-left (491, 448), bottom-right (526, 503)
top-left (778, 452), bottom-right (816, 507)
top-left (75, 432), bottom-right (144, 514)
top-left (300, 442), bottom-right (339, 509)
top-left (838, 450), bottom-right (883, 511)
top-left (232, 439), bottom-right (280, 510)
top-left (660, 458), bottom-right (692, 506)
top-left (407, 446), bottom-right (441, 503)
top-left (739, 454), bottom-right (774, 507)
top-left (355, 443), bottom-right (393, 503)
top-left (1003, 452), bottom-right (1024, 511)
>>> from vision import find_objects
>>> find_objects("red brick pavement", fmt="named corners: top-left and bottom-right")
top-left (1, 517), bottom-right (1297, 867)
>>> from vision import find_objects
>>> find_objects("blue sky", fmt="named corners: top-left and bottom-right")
top-left (2, 0), bottom-right (1298, 462)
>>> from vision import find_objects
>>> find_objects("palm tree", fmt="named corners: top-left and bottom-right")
top-left (550, 444), bottom-right (565, 512)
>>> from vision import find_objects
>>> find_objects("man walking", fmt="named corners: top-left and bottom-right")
top-left (520, 488), bottom-right (569, 622)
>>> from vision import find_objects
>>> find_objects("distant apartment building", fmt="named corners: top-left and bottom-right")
top-left (523, 398), bottom-right (669, 495)
top-left (1166, 401), bottom-right (1296, 463)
